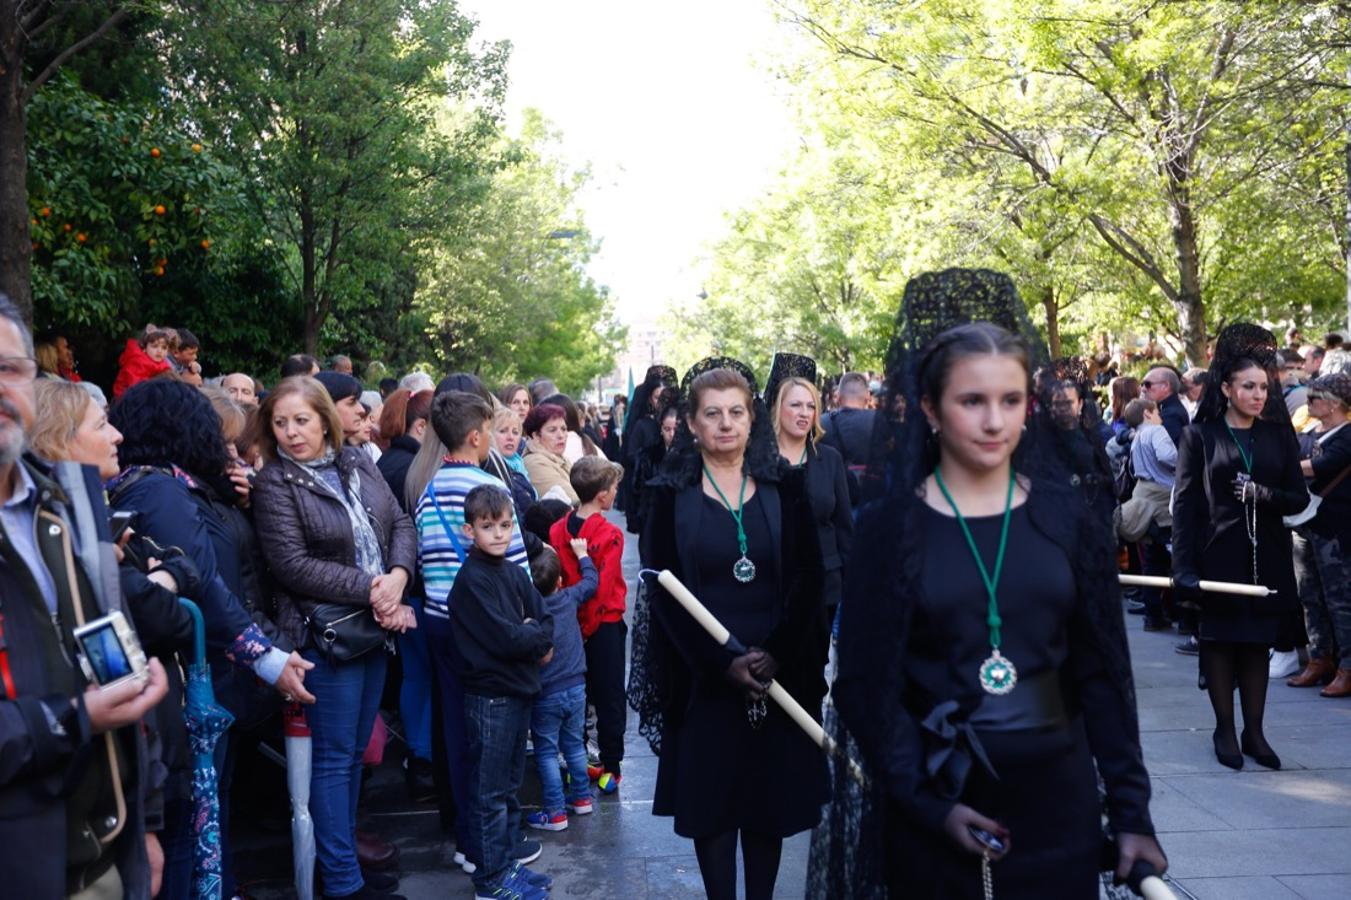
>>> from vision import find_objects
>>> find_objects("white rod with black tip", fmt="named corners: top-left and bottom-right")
top-left (655, 570), bottom-right (868, 786)
top-left (1119, 574), bottom-right (1273, 598)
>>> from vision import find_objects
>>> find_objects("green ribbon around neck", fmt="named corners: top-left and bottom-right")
top-left (1225, 421), bottom-right (1254, 474)
top-left (934, 467), bottom-right (1015, 650)
top-left (704, 464), bottom-right (749, 558)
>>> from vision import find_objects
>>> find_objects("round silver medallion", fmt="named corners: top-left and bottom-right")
top-left (979, 650), bottom-right (1018, 696)
top-left (733, 556), bottom-right (757, 584)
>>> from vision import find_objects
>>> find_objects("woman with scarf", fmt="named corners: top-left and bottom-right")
top-left (1172, 324), bottom-right (1306, 770)
top-left (107, 380), bottom-right (316, 899)
top-left (634, 358), bottom-right (829, 900)
top-left (252, 376), bottom-right (417, 900)
top-left (1287, 372), bottom-right (1351, 696)
top-left (810, 270), bottom-right (1163, 899)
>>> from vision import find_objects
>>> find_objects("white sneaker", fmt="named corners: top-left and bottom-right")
top-left (1269, 649), bottom-right (1301, 679)
top-left (453, 850), bottom-right (477, 875)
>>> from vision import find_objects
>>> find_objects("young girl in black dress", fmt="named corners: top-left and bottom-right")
top-left (814, 269), bottom-right (1165, 899)
top-left (1172, 324), bottom-right (1307, 770)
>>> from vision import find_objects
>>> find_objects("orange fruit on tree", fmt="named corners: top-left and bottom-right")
top-left (154, 204), bottom-right (166, 216)
top-left (147, 238), bottom-right (157, 247)
top-left (62, 223), bottom-right (72, 232)
top-left (76, 233), bottom-right (87, 244)
top-left (154, 266), bottom-right (166, 277)
top-left (191, 143), bottom-right (203, 153)
top-left (151, 147), bottom-right (161, 158)
top-left (156, 258), bottom-right (167, 267)
top-left (40, 207), bottom-right (51, 217)
top-left (200, 239), bottom-right (211, 250)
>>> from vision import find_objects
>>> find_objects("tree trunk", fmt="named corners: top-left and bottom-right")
top-left (300, 185), bottom-right (318, 355)
top-left (1166, 165), bottom-right (1207, 365)
top-left (1040, 284), bottom-right (1061, 358)
top-left (0, 6), bottom-right (31, 322)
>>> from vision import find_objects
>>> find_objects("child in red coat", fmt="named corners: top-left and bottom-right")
top-left (548, 455), bottom-right (628, 792)
top-left (112, 325), bottom-right (172, 400)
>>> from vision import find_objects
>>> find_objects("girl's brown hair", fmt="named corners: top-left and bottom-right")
top-left (377, 388), bottom-right (412, 450)
top-left (1109, 376), bottom-right (1141, 424)
top-left (255, 376), bottom-right (345, 462)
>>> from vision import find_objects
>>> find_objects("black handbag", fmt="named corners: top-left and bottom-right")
top-left (306, 602), bottom-right (388, 663)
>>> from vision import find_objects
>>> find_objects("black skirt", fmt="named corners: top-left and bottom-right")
top-left (885, 720), bottom-right (1103, 900)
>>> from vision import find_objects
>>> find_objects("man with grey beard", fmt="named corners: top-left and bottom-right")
top-left (0, 294), bottom-right (168, 899)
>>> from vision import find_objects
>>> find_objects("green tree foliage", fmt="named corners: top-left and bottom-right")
top-left (163, 0), bottom-right (510, 356)
top-left (420, 110), bottom-right (626, 395)
top-left (689, 1), bottom-right (1349, 367)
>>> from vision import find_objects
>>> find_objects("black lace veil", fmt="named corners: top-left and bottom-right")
top-left (1194, 323), bottom-right (1288, 426)
top-left (627, 356), bottom-right (783, 757)
top-left (807, 269), bottom-right (1138, 898)
top-left (765, 352), bottom-right (818, 414)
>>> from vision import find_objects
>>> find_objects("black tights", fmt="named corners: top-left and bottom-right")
top-left (1202, 640), bottom-right (1275, 756)
top-left (693, 829), bottom-right (784, 900)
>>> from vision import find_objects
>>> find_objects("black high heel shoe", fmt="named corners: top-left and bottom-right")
top-left (1241, 731), bottom-right (1282, 770)
top-left (1213, 729), bottom-right (1243, 770)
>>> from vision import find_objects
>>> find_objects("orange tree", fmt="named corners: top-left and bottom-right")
top-left (26, 76), bottom-right (299, 374)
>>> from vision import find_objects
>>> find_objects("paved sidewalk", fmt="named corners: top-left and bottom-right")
top-left (239, 512), bottom-right (1351, 898)
top-left (1128, 621), bottom-right (1351, 899)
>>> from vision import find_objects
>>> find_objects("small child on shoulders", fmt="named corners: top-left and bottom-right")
top-left (525, 541), bottom-right (600, 832)
top-left (547, 456), bottom-right (627, 793)
top-left (112, 324), bottom-right (173, 400)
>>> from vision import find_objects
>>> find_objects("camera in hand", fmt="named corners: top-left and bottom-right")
top-left (73, 611), bottom-right (149, 689)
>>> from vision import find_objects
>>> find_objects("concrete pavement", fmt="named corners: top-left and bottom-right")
top-left (237, 511), bottom-right (1351, 898)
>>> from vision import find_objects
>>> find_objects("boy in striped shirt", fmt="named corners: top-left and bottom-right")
top-left (415, 390), bottom-right (536, 879)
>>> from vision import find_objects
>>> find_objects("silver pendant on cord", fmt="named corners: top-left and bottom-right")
top-left (979, 650), bottom-right (1018, 696)
top-left (746, 695), bottom-right (767, 730)
top-left (733, 555), bottom-right (757, 583)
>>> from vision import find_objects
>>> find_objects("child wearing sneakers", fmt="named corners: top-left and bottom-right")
top-left (546, 456), bottom-right (628, 794)
top-left (449, 485), bottom-right (555, 900)
top-left (525, 543), bottom-right (600, 832)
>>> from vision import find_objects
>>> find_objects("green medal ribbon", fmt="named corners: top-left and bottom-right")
top-left (1225, 421), bottom-right (1254, 474)
top-left (934, 466), bottom-right (1018, 695)
top-left (704, 464), bottom-right (757, 583)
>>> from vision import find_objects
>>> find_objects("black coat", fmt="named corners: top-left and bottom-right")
top-left (801, 442), bottom-right (853, 610)
top-left (376, 434), bottom-right (421, 514)
top-left (1172, 418), bottom-right (1305, 641)
top-left (640, 464), bottom-right (829, 837)
top-left (1158, 393), bottom-right (1190, 449)
top-left (252, 448), bottom-right (418, 649)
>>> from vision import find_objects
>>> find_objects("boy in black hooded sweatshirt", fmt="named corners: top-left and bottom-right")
top-left (448, 485), bottom-right (554, 898)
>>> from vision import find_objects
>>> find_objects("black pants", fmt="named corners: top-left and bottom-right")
top-left (584, 619), bottom-right (628, 773)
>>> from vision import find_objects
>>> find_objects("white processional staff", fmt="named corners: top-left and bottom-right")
top-left (655, 570), bottom-right (1178, 900)
top-left (653, 569), bottom-right (869, 787)
top-left (1118, 574), bottom-right (1274, 598)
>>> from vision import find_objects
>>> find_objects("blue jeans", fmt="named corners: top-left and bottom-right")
top-left (531, 683), bottom-right (592, 811)
top-left (425, 613), bottom-right (476, 858)
top-left (464, 693), bottom-right (532, 890)
top-left (398, 597), bottom-right (433, 761)
top-left (155, 798), bottom-right (193, 900)
top-left (301, 648), bottom-right (387, 897)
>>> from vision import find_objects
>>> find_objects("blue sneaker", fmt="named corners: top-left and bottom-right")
top-left (509, 860), bottom-right (553, 890)
top-left (525, 809), bottom-right (568, 832)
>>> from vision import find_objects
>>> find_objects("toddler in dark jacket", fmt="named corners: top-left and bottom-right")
top-left (448, 485), bottom-right (554, 898)
top-left (525, 542), bottom-right (600, 832)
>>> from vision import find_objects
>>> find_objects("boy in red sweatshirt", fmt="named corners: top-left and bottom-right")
top-left (547, 455), bottom-right (628, 793)
top-left (112, 325), bottom-right (172, 399)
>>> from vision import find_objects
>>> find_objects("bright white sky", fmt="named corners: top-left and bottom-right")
top-left (460, 0), bottom-right (799, 326)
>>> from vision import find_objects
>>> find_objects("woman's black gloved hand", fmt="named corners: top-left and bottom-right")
top-left (726, 650), bottom-right (770, 700)
top-left (1172, 572), bottom-right (1204, 608)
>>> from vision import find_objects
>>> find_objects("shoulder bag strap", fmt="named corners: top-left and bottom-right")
top-left (423, 481), bottom-right (468, 561)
